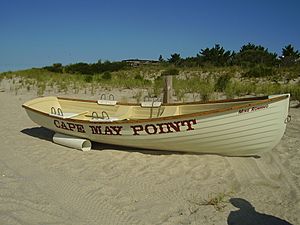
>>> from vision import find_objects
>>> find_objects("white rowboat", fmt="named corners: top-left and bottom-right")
top-left (23, 94), bottom-right (290, 156)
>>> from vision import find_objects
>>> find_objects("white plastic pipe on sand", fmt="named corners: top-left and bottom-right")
top-left (53, 133), bottom-right (91, 151)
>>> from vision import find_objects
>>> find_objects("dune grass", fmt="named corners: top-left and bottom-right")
top-left (1, 67), bottom-right (299, 101)
top-left (187, 190), bottom-right (234, 213)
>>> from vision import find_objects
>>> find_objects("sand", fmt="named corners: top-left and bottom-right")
top-left (0, 89), bottom-right (299, 225)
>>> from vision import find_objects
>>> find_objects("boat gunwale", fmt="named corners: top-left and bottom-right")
top-left (57, 95), bottom-right (269, 106)
top-left (22, 95), bottom-right (289, 124)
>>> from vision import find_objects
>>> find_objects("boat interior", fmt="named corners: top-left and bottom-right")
top-left (23, 96), bottom-right (270, 121)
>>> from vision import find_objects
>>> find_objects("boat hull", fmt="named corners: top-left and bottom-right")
top-left (23, 95), bottom-right (290, 156)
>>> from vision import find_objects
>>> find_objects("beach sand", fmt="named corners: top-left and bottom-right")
top-left (0, 90), bottom-right (299, 225)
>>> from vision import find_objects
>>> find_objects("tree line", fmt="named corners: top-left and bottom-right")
top-left (164, 43), bottom-right (300, 68)
top-left (43, 60), bottom-right (129, 75)
top-left (43, 43), bottom-right (299, 75)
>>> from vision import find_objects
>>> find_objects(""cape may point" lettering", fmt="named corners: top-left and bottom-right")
top-left (131, 119), bottom-right (197, 135)
top-left (53, 119), bottom-right (197, 136)
top-left (89, 125), bottom-right (123, 135)
top-left (54, 120), bottom-right (86, 133)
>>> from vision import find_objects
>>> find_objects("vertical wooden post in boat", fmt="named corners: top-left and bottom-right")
top-left (162, 68), bottom-right (178, 104)
top-left (163, 75), bottom-right (173, 103)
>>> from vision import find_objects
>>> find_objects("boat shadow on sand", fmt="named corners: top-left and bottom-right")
top-left (227, 198), bottom-right (293, 225)
top-left (21, 127), bottom-right (261, 157)
top-left (21, 126), bottom-right (182, 155)
top-left (21, 126), bottom-right (55, 142)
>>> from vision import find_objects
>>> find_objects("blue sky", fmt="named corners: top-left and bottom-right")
top-left (1, 0), bottom-right (300, 72)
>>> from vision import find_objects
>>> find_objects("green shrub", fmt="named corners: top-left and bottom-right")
top-left (255, 83), bottom-right (281, 95)
top-left (152, 77), bottom-right (163, 97)
top-left (243, 65), bottom-right (276, 78)
top-left (161, 68), bottom-right (179, 76)
top-left (102, 72), bottom-right (112, 80)
top-left (198, 80), bottom-right (215, 102)
top-left (37, 82), bottom-right (46, 96)
top-left (134, 74), bottom-right (143, 80)
top-left (44, 63), bottom-right (63, 73)
top-left (93, 74), bottom-right (102, 83)
top-left (225, 81), bottom-right (256, 98)
top-left (290, 84), bottom-right (300, 100)
top-left (215, 74), bottom-right (232, 92)
top-left (84, 75), bottom-right (93, 83)
top-left (283, 83), bottom-right (300, 100)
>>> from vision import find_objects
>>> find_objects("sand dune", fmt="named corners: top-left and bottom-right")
top-left (0, 91), bottom-right (299, 225)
